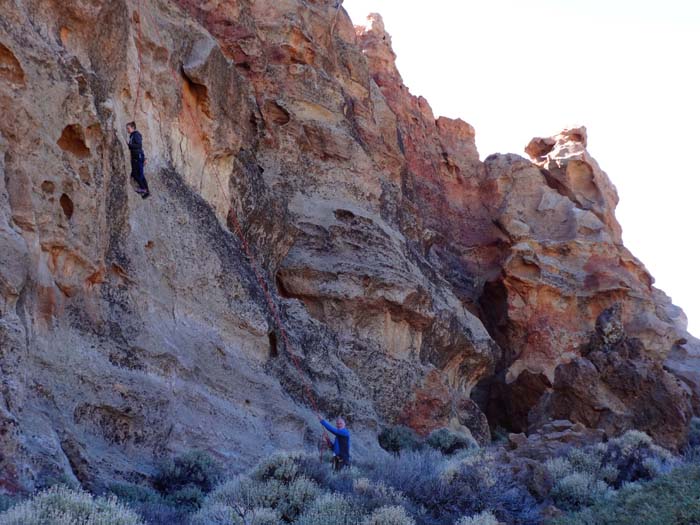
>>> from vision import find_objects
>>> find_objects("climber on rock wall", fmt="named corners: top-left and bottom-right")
top-left (320, 416), bottom-right (351, 470)
top-left (127, 121), bottom-right (150, 199)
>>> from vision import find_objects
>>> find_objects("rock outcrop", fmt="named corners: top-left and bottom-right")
top-left (0, 1), bottom-right (696, 492)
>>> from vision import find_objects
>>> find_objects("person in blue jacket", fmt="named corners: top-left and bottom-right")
top-left (320, 416), bottom-right (350, 470)
top-left (126, 121), bottom-right (150, 199)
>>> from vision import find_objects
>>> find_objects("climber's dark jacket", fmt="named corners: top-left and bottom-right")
top-left (128, 130), bottom-right (145, 160)
top-left (321, 420), bottom-right (350, 464)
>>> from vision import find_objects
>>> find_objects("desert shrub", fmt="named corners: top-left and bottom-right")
top-left (197, 472), bottom-right (322, 523)
top-left (455, 510), bottom-right (499, 525)
top-left (360, 448), bottom-right (445, 502)
top-left (163, 484), bottom-right (205, 510)
top-left (549, 472), bottom-right (611, 511)
top-left (0, 486), bottom-right (144, 525)
top-left (360, 447), bottom-right (537, 525)
top-left (378, 426), bottom-right (422, 454)
top-left (0, 496), bottom-right (18, 514)
top-left (352, 478), bottom-right (408, 513)
top-left (276, 476), bottom-right (321, 520)
top-left (436, 455), bottom-right (540, 525)
top-left (153, 450), bottom-right (222, 497)
top-left (426, 429), bottom-right (477, 455)
top-left (362, 505), bottom-right (415, 525)
top-left (107, 481), bottom-right (191, 525)
top-left (545, 430), bottom-right (676, 496)
top-left (133, 501), bottom-right (191, 525)
top-left (295, 493), bottom-right (365, 525)
top-left (544, 457), bottom-right (573, 482)
top-left (190, 502), bottom-right (279, 525)
top-left (108, 482), bottom-right (161, 504)
top-left (601, 431), bottom-right (676, 487)
top-left (251, 451), bottom-right (302, 483)
top-left (549, 464), bottom-right (700, 525)
top-left (244, 506), bottom-right (281, 525)
top-left (189, 502), bottom-right (235, 525)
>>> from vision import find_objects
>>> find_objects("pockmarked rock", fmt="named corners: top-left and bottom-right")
top-left (0, 0), bottom-right (696, 492)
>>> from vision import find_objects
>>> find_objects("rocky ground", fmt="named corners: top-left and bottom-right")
top-left (0, 0), bottom-right (698, 494)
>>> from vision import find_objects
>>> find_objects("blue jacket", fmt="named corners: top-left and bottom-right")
top-left (128, 130), bottom-right (145, 160)
top-left (321, 420), bottom-right (350, 462)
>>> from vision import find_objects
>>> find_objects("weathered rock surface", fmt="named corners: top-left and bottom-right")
top-left (0, 1), bottom-right (696, 492)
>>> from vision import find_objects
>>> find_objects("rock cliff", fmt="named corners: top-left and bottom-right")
top-left (0, 0), bottom-right (697, 492)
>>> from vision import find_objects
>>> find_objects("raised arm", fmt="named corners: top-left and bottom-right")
top-left (320, 419), bottom-right (349, 436)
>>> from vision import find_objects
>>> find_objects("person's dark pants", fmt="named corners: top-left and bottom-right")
top-left (130, 154), bottom-right (148, 192)
top-left (333, 456), bottom-right (349, 471)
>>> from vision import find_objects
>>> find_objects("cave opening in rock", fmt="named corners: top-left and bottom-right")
top-left (57, 124), bottom-right (90, 158)
top-left (268, 330), bottom-right (278, 358)
top-left (60, 193), bottom-right (74, 220)
top-left (474, 278), bottom-right (553, 434)
top-left (182, 73), bottom-right (212, 119)
top-left (263, 100), bottom-right (290, 126)
top-left (275, 273), bottom-right (292, 298)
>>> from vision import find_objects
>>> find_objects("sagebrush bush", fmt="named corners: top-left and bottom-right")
top-left (163, 484), bottom-right (205, 510)
top-left (190, 501), bottom-right (279, 525)
top-left (130, 501), bottom-right (190, 525)
top-left (276, 476), bottom-right (321, 520)
top-left (107, 481), bottom-right (190, 525)
top-left (0, 486), bottom-right (145, 525)
top-left (295, 493), bottom-right (365, 525)
top-left (545, 429), bottom-right (676, 500)
top-left (549, 472), bottom-right (611, 511)
top-left (353, 478), bottom-right (407, 513)
top-left (251, 451), bottom-right (302, 483)
top-left (455, 510), bottom-right (499, 525)
top-left (426, 428), bottom-right (477, 455)
top-left (188, 502), bottom-right (234, 525)
top-left (359, 447), bottom-right (538, 525)
top-left (0, 496), bottom-right (18, 514)
top-left (195, 470), bottom-right (321, 523)
top-left (153, 450), bottom-right (222, 496)
top-left (549, 464), bottom-right (700, 525)
top-left (108, 482), bottom-right (161, 504)
top-left (378, 426), bottom-right (422, 454)
top-left (362, 505), bottom-right (415, 525)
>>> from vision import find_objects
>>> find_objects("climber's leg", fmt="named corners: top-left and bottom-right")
top-left (130, 155), bottom-right (149, 196)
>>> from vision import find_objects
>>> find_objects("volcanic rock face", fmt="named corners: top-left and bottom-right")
top-left (0, 1), bottom-right (696, 491)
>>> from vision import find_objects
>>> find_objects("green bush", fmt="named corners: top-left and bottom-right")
top-left (426, 428), bottom-right (477, 455)
top-left (153, 450), bottom-right (222, 496)
top-left (353, 478), bottom-right (407, 512)
top-left (250, 451), bottom-right (302, 483)
top-left (189, 502), bottom-right (235, 525)
top-left (549, 472), bottom-right (611, 511)
top-left (455, 511), bottom-right (499, 525)
top-left (190, 502), bottom-right (279, 525)
top-left (295, 493), bottom-right (365, 525)
top-left (545, 429), bottom-right (676, 499)
top-left (0, 486), bottom-right (145, 525)
top-left (107, 482), bottom-right (161, 504)
top-left (549, 464), bottom-right (700, 525)
top-left (276, 476), bottom-right (321, 520)
top-left (0, 496), bottom-right (18, 514)
top-left (163, 484), bottom-right (205, 510)
top-left (196, 472), bottom-right (321, 523)
top-left (362, 505), bottom-right (415, 525)
top-left (378, 426), bottom-right (422, 454)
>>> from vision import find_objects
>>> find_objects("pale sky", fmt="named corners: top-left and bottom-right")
top-left (346, 0), bottom-right (700, 335)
